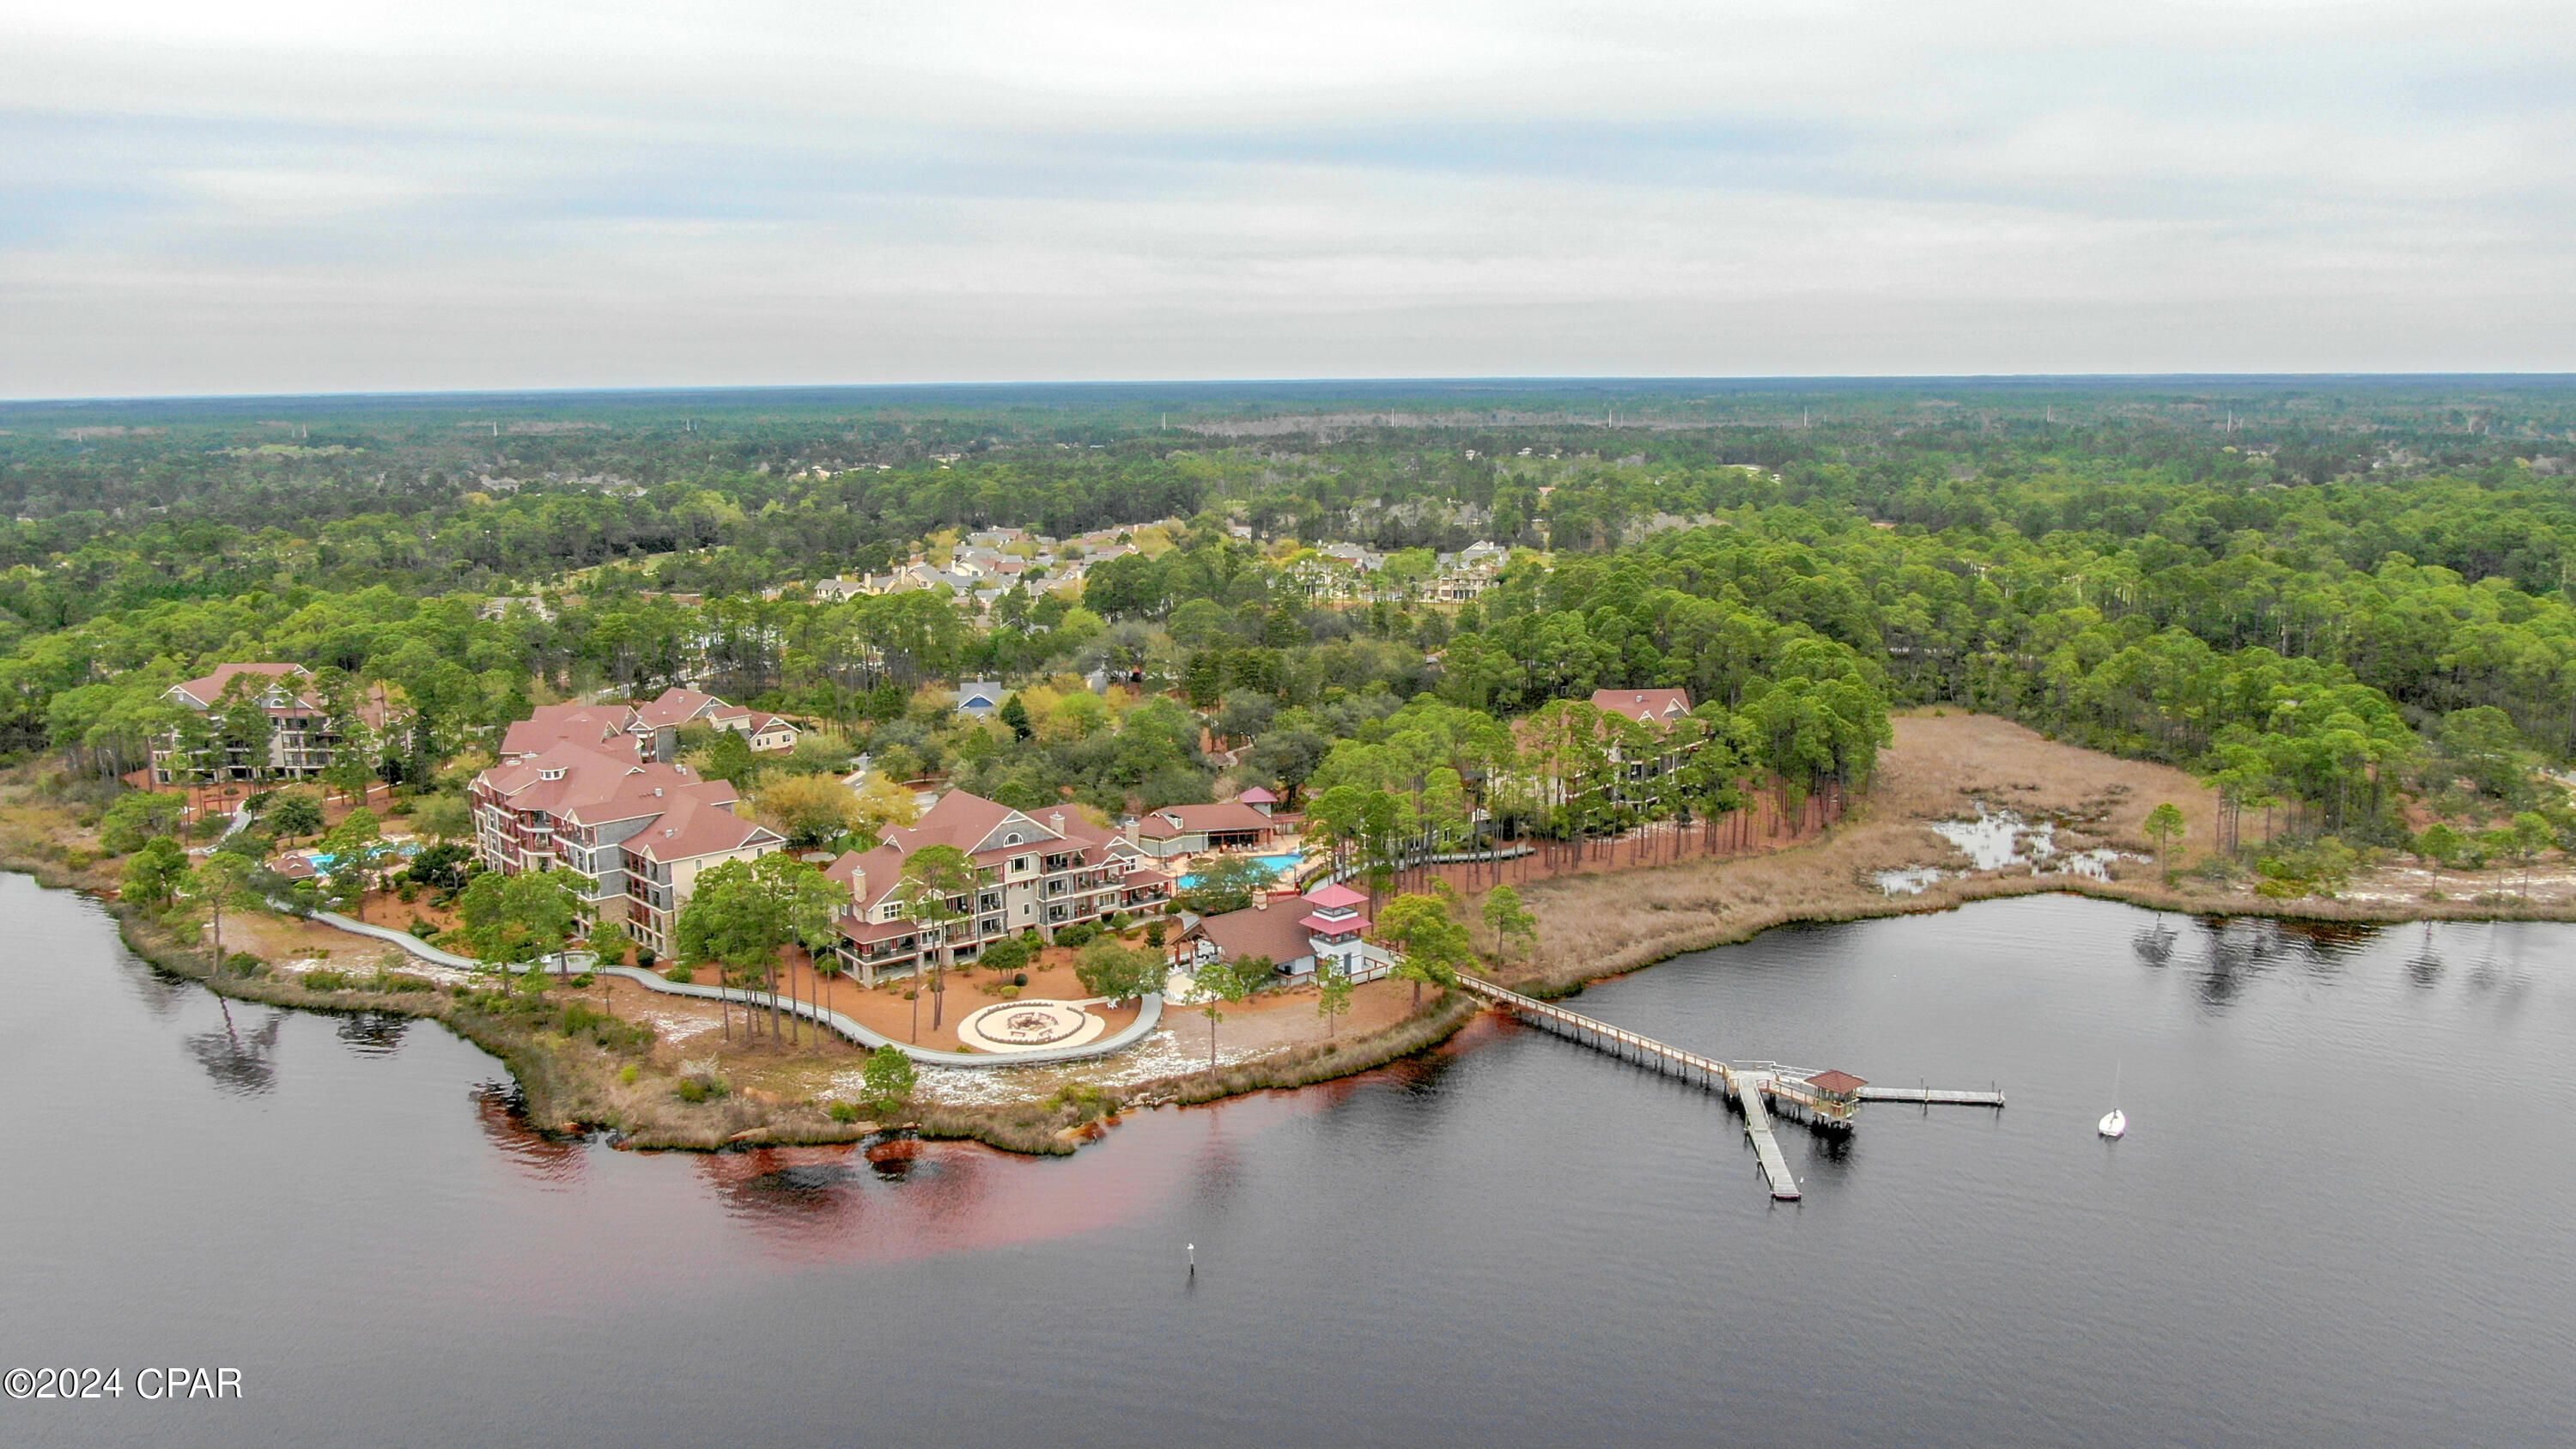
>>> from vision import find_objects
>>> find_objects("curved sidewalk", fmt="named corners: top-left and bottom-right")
top-left (288, 904), bottom-right (1162, 1068)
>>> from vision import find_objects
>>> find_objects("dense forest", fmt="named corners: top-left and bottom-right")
top-left (8, 377), bottom-right (2576, 880)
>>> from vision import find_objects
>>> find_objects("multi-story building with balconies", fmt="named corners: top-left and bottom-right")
top-left (499, 687), bottom-right (801, 766)
top-left (823, 789), bottom-right (1173, 983)
top-left (468, 740), bottom-right (782, 956)
top-left (148, 662), bottom-right (405, 785)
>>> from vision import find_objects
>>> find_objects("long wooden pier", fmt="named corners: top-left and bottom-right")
top-left (1734, 1078), bottom-right (1800, 1201)
top-left (1454, 973), bottom-right (1998, 1202)
top-left (1857, 1086), bottom-right (2007, 1106)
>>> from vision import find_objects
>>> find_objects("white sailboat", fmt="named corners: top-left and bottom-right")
top-left (2099, 1058), bottom-right (2127, 1138)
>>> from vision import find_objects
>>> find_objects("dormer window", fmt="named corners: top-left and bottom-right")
top-left (539, 767), bottom-right (566, 780)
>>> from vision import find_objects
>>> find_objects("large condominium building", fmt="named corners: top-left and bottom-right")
top-left (468, 741), bottom-right (783, 957)
top-left (824, 789), bottom-right (1174, 982)
top-left (499, 686), bottom-right (800, 765)
top-left (149, 662), bottom-right (404, 785)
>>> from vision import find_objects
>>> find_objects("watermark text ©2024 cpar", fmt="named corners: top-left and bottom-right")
top-left (5, 1367), bottom-right (243, 1401)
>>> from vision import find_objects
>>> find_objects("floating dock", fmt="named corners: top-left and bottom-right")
top-left (1454, 973), bottom-right (1997, 1202)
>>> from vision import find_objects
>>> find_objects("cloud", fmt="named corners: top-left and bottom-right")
top-left (2, 1), bottom-right (2573, 395)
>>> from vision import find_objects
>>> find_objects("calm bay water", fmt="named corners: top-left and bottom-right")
top-left (3, 870), bottom-right (2571, 1448)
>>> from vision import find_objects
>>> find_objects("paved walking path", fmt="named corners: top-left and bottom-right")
top-left (280, 903), bottom-right (1161, 1069)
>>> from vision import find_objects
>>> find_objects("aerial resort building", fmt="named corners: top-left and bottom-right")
top-left (825, 789), bottom-right (1174, 983)
top-left (1176, 880), bottom-right (1398, 983)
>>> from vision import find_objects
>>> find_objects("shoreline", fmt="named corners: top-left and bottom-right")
top-left (1481, 711), bottom-right (2576, 999)
top-left (0, 840), bottom-right (1491, 1157)
top-left (1492, 851), bottom-right (2576, 1002)
top-left (15, 835), bottom-right (2559, 1161)
top-left (12, 709), bottom-right (2570, 1155)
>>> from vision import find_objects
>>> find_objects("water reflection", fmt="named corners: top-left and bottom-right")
top-left (123, 953), bottom-right (197, 1020)
top-left (2132, 920), bottom-right (2178, 965)
top-left (335, 1011), bottom-right (412, 1055)
top-left (864, 1135), bottom-right (921, 1181)
top-left (2273, 918), bottom-right (2380, 959)
top-left (2176, 916), bottom-right (2388, 1008)
top-left (182, 1001), bottom-right (283, 1096)
top-left (2406, 923), bottom-right (2445, 989)
top-left (473, 1081), bottom-right (586, 1184)
top-left (700, 1148), bottom-right (872, 1232)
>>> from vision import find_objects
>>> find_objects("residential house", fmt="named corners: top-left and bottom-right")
top-left (823, 789), bottom-right (1173, 982)
top-left (1422, 540), bottom-right (1509, 603)
top-left (954, 680), bottom-right (1007, 719)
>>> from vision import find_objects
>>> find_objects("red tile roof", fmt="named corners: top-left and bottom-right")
top-left (1589, 687), bottom-right (1694, 722)
top-left (1197, 906), bottom-right (1315, 966)
top-left (1136, 801), bottom-right (1274, 838)
top-left (501, 703), bottom-right (635, 760)
top-left (631, 686), bottom-right (725, 730)
top-left (1805, 1069), bottom-right (1868, 1095)
top-left (628, 792), bottom-right (781, 864)
top-left (169, 661), bottom-right (309, 709)
top-left (1303, 882), bottom-right (1369, 910)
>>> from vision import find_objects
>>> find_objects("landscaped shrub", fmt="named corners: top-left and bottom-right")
top-left (1055, 921), bottom-right (1098, 948)
top-left (1012, 971), bottom-right (1028, 988)
top-left (664, 965), bottom-right (696, 984)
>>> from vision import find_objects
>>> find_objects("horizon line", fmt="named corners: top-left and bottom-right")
top-left (11, 370), bottom-right (2576, 411)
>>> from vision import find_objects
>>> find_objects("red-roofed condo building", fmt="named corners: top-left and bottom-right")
top-left (1588, 687), bottom-right (1694, 725)
top-left (823, 789), bottom-right (1173, 983)
top-left (468, 741), bottom-right (784, 958)
top-left (149, 662), bottom-right (406, 784)
top-left (500, 687), bottom-right (801, 765)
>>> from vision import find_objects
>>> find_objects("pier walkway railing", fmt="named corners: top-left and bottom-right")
top-left (1453, 972), bottom-right (2005, 1201)
top-left (1453, 972), bottom-right (1822, 1198)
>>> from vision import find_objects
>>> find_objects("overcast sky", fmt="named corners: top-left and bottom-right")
top-left (3, 1), bottom-right (2571, 398)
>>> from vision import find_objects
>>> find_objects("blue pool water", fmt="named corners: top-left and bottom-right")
top-left (1177, 851), bottom-right (1303, 889)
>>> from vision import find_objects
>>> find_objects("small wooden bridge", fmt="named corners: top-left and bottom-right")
top-left (1454, 973), bottom-right (2002, 1202)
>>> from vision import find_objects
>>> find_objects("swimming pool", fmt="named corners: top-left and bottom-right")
top-left (1177, 851), bottom-right (1303, 890)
